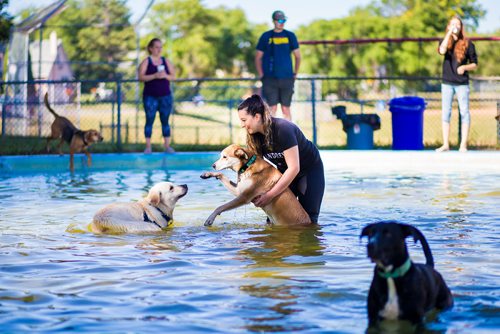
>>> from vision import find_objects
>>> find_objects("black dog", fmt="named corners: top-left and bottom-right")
top-left (360, 221), bottom-right (453, 326)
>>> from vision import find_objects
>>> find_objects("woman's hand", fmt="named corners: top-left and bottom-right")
top-left (155, 71), bottom-right (168, 79)
top-left (446, 25), bottom-right (454, 36)
top-left (252, 192), bottom-right (274, 207)
top-left (457, 65), bottom-right (465, 75)
top-left (252, 146), bottom-right (300, 208)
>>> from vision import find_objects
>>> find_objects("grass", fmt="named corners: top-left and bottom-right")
top-left (1, 96), bottom-right (499, 155)
top-left (0, 135), bottom-right (232, 156)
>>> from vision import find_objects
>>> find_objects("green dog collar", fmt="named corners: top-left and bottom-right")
top-left (238, 155), bottom-right (257, 174)
top-left (377, 258), bottom-right (412, 279)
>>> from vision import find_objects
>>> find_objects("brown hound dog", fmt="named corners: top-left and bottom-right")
top-left (44, 93), bottom-right (103, 171)
top-left (200, 144), bottom-right (311, 226)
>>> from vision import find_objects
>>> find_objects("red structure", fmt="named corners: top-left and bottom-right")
top-left (300, 36), bottom-right (500, 45)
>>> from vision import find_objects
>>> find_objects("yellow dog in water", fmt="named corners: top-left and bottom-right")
top-left (90, 182), bottom-right (188, 233)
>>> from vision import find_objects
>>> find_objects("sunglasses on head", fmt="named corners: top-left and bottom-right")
top-left (276, 19), bottom-right (286, 24)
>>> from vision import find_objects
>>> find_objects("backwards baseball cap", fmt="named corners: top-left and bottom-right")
top-left (272, 10), bottom-right (287, 21)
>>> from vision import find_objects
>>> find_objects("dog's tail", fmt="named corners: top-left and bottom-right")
top-left (44, 93), bottom-right (59, 118)
top-left (403, 224), bottom-right (435, 268)
top-left (419, 236), bottom-right (434, 268)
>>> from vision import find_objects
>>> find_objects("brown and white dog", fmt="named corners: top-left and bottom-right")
top-left (90, 182), bottom-right (188, 234)
top-left (44, 93), bottom-right (103, 171)
top-left (200, 144), bottom-right (311, 226)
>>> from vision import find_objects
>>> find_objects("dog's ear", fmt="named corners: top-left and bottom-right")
top-left (401, 224), bottom-right (425, 243)
top-left (148, 190), bottom-right (161, 206)
top-left (401, 223), bottom-right (435, 267)
top-left (234, 148), bottom-right (248, 160)
top-left (360, 224), bottom-right (374, 239)
top-left (84, 131), bottom-right (93, 143)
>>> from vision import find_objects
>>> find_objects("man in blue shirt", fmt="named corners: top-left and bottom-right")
top-left (255, 10), bottom-right (301, 122)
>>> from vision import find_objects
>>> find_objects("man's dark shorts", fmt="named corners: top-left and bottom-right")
top-left (262, 77), bottom-right (295, 107)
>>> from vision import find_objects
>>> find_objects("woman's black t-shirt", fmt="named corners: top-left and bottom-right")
top-left (261, 118), bottom-right (321, 175)
top-left (440, 40), bottom-right (478, 85)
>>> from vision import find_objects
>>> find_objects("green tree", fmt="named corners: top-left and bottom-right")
top-left (0, 0), bottom-right (12, 43)
top-left (367, 0), bottom-right (485, 30)
top-left (144, 0), bottom-right (258, 78)
top-left (145, 0), bottom-right (219, 78)
top-left (473, 28), bottom-right (500, 77)
top-left (206, 6), bottom-right (259, 76)
top-left (0, 0), bottom-right (12, 82)
top-left (46, 0), bottom-right (135, 82)
top-left (8, 0), bottom-right (495, 87)
top-left (296, 0), bottom-right (488, 97)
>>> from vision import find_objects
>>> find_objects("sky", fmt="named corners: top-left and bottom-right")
top-left (7, 0), bottom-right (500, 33)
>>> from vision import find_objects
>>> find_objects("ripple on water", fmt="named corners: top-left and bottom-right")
top-left (0, 164), bottom-right (499, 333)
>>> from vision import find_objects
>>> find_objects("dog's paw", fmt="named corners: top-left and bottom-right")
top-left (204, 215), bottom-right (216, 226)
top-left (200, 172), bottom-right (222, 180)
top-left (200, 172), bottom-right (213, 179)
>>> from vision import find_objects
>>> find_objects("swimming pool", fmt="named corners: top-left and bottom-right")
top-left (0, 151), bottom-right (499, 333)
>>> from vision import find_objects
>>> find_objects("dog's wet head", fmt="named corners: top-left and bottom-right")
top-left (212, 144), bottom-right (247, 171)
top-left (147, 182), bottom-right (188, 209)
top-left (360, 221), bottom-right (410, 269)
top-left (85, 130), bottom-right (104, 144)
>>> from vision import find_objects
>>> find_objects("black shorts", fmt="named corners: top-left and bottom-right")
top-left (262, 77), bottom-right (295, 107)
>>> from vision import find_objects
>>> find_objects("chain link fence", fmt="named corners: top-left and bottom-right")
top-left (1, 77), bottom-right (499, 149)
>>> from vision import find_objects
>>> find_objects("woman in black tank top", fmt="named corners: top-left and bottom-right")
top-left (138, 38), bottom-right (176, 153)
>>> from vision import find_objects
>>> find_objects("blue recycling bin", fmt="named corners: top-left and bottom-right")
top-left (389, 96), bottom-right (426, 150)
top-left (345, 121), bottom-right (375, 149)
top-left (332, 106), bottom-right (381, 150)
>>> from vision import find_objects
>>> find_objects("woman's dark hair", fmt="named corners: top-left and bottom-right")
top-left (147, 38), bottom-right (162, 55)
top-left (237, 94), bottom-right (273, 155)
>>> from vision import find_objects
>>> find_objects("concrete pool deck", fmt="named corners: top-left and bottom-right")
top-left (0, 150), bottom-right (499, 174)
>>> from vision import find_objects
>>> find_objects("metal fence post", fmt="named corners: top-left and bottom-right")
top-left (497, 101), bottom-right (500, 145)
top-left (228, 99), bottom-right (233, 144)
top-left (111, 99), bottom-right (115, 144)
top-left (1, 98), bottom-right (5, 137)
top-left (116, 79), bottom-right (122, 152)
top-left (311, 78), bottom-right (317, 145)
top-left (458, 105), bottom-right (462, 146)
top-left (170, 81), bottom-right (175, 144)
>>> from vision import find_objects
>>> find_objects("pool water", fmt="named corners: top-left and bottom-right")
top-left (0, 151), bottom-right (499, 333)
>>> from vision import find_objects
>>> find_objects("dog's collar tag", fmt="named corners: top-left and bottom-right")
top-left (378, 258), bottom-right (412, 279)
top-left (238, 155), bottom-right (257, 174)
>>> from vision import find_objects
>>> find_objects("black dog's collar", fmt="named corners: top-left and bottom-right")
top-left (142, 207), bottom-right (173, 229)
top-left (238, 155), bottom-right (257, 174)
top-left (154, 206), bottom-right (172, 224)
top-left (377, 258), bottom-right (412, 279)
